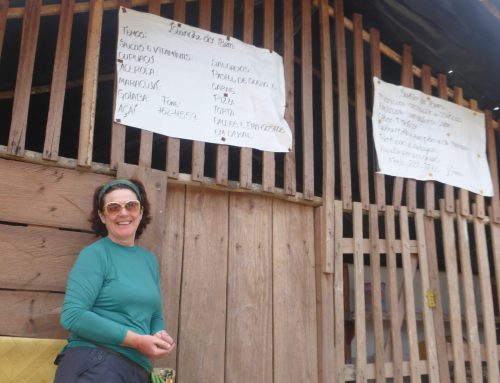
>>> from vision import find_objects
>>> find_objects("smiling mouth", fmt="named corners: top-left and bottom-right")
top-left (117, 221), bottom-right (132, 225)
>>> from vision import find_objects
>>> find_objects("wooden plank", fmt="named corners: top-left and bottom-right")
top-left (226, 194), bottom-right (272, 382)
top-left (399, 207), bottom-right (420, 383)
top-left (489, 207), bottom-right (500, 333)
top-left (368, 205), bottom-right (385, 382)
top-left (191, 0), bottom-right (210, 182)
top-left (238, 0), bottom-right (254, 190)
top-left (472, 205), bottom-right (500, 382)
top-left (401, 46), bottom-right (416, 212)
top-left (160, 183), bottom-right (185, 369)
top-left (7, 0), bottom-right (42, 157)
top-left (0, 290), bottom-right (66, 338)
top-left (176, 186), bottom-right (228, 382)
top-left (455, 200), bottom-right (483, 383)
top-left (438, 75), bottom-right (455, 212)
top-left (385, 206), bottom-right (403, 383)
top-left (0, 158), bottom-right (112, 230)
top-left (341, 238), bottom-right (418, 256)
top-left (370, 28), bottom-right (386, 211)
top-left (439, 200), bottom-right (466, 382)
top-left (485, 110), bottom-right (500, 222)
top-left (344, 360), bottom-right (430, 381)
top-left (301, 0), bottom-right (314, 200)
top-left (334, 200), bottom-right (345, 383)
top-left (137, 0), bottom-right (161, 168)
top-left (319, 0), bottom-right (334, 273)
top-left (335, 0), bottom-right (352, 209)
top-left (424, 215), bottom-right (451, 383)
top-left (0, 224), bottom-right (93, 292)
top-left (261, 0), bottom-right (275, 193)
top-left (109, 1), bottom-right (131, 170)
top-left (77, 0), bottom-right (103, 167)
top-left (352, 202), bottom-right (366, 382)
top-left (453, 87), bottom-right (470, 216)
top-left (273, 199), bottom-right (317, 383)
top-left (414, 210), bottom-right (440, 383)
top-left (314, 206), bottom-right (335, 383)
top-left (0, 0), bottom-right (8, 60)
top-left (353, 14), bottom-right (369, 211)
top-left (165, 0), bottom-right (186, 178)
top-left (43, 0), bottom-right (75, 161)
top-left (469, 99), bottom-right (485, 218)
top-left (283, 0), bottom-right (296, 195)
top-left (215, 0), bottom-right (233, 186)
top-left (421, 65), bottom-right (435, 216)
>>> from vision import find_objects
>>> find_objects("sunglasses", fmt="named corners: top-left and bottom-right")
top-left (103, 200), bottom-right (141, 215)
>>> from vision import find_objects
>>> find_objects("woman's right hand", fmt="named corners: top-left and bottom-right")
top-left (121, 330), bottom-right (172, 359)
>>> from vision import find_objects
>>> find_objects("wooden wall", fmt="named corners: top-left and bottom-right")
top-left (0, 158), bottom-right (319, 383)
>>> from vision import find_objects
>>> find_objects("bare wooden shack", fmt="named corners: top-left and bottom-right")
top-left (0, 1), bottom-right (499, 382)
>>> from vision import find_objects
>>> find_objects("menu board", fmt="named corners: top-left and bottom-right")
top-left (114, 7), bottom-right (292, 153)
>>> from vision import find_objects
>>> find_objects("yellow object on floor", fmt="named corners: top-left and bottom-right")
top-left (0, 336), bottom-right (66, 383)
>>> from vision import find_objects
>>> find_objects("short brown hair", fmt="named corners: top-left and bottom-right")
top-left (89, 179), bottom-right (152, 238)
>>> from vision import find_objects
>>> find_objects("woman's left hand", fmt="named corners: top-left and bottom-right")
top-left (154, 330), bottom-right (176, 354)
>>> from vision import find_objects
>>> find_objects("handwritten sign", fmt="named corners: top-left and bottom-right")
top-left (372, 77), bottom-right (493, 196)
top-left (114, 7), bottom-right (292, 153)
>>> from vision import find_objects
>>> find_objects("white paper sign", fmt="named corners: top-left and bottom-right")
top-left (114, 7), bottom-right (292, 153)
top-left (372, 77), bottom-right (493, 196)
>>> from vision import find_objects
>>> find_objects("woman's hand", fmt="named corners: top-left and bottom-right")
top-left (154, 330), bottom-right (176, 355)
top-left (121, 330), bottom-right (175, 359)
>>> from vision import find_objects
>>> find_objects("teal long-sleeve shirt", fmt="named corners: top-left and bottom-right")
top-left (60, 236), bottom-right (165, 372)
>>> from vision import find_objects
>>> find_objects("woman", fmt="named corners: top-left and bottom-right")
top-left (54, 179), bottom-right (175, 383)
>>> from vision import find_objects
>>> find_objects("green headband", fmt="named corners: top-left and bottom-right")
top-left (98, 179), bottom-right (141, 205)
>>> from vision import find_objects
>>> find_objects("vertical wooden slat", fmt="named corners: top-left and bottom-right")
top-left (191, 0), bottom-right (211, 182)
top-left (137, 0), bottom-right (161, 168)
top-left (261, 0), bottom-right (275, 193)
top-left (110, 1), bottom-right (131, 170)
top-left (334, 0), bottom-right (352, 209)
top-left (370, 28), bottom-right (385, 211)
top-left (469, 99), bottom-right (485, 218)
top-left (226, 194), bottom-right (272, 382)
top-left (165, 0), bottom-right (186, 178)
top-left (43, 0), bottom-right (75, 161)
top-left (301, 0), bottom-right (314, 200)
top-left (273, 200), bottom-right (318, 383)
top-left (314, 206), bottom-right (335, 383)
top-left (283, 0), bottom-right (296, 195)
top-left (7, 0), bottom-right (42, 157)
top-left (489, 207), bottom-right (500, 324)
top-left (437, 75), bottom-right (455, 212)
top-left (353, 14), bottom-right (369, 211)
top-left (414, 210), bottom-right (440, 383)
top-left (161, 183), bottom-right (185, 369)
top-left (353, 202), bottom-right (366, 382)
top-left (485, 110), bottom-right (500, 222)
top-left (473, 205), bottom-right (500, 383)
top-left (177, 187), bottom-right (228, 382)
top-left (77, 0), bottom-right (103, 167)
top-left (238, 0), bottom-right (254, 189)
top-left (398, 45), bottom-right (415, 211)
top-left (319, 0), bottom-right (334, 273)
top-left (399, 207), bottom-right (420, 383)
top-left (424, 214), bottom-right (451, 383)
top-left (0, 0), bottom-right (8, 60)
top-left (334, 200), bottom-right (345, 383)
top-left (455, 200), bottom-right (483, 383)
top-left (215, 0), bottom-right (233, 186)
top-left (439, 199), bottom-right (466, 382)
top-left (368, 205), bottom-right (385, 383)
top-left (385, 206), bottom-right (403, 383)
top-left (453, 87), bottom-right (470, 216)
top-left (421, 65), bottom-right (435, 217)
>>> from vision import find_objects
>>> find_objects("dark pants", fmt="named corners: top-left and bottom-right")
top-left (53, 347), bottom-right (149, 383)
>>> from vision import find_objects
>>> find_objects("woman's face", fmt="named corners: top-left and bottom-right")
top-left (98, 188), bottom-right (143, 246)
